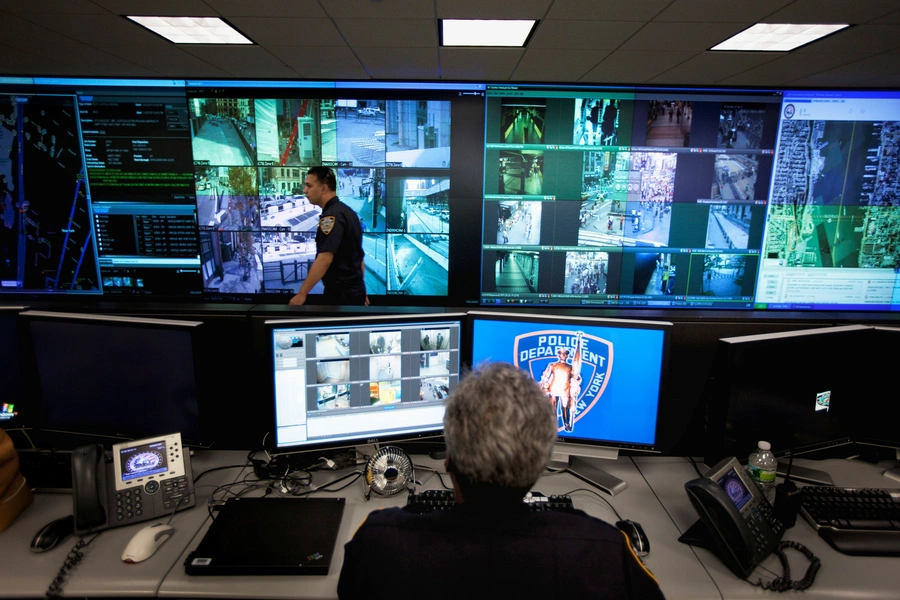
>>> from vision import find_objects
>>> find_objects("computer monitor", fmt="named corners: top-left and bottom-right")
top-left (857, 326), bottom-right (900, 482)
top-left (267, 313), bottom-right (465, 456)
top-left (21, 311), bottom-right (207, 446)
top-left (466, 311), bottom-right (672, 495)
top-left (0, 306), bottom-right (26, 430)
top-left (702, 324), bottom-right (873, 485)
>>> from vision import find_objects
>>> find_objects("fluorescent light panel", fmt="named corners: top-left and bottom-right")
top-left (712, 23), bottom-right (848, 51)
top-left (441, 19), bottom-right (536, 47)
top-left (127, 16), bottom-right (253, 45)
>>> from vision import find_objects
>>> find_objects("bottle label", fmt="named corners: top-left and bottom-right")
top-left (748, 464), bottom-right (776, 483)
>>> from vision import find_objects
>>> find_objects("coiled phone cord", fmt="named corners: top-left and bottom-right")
top-left (754, 540), bottom-right (821, 592)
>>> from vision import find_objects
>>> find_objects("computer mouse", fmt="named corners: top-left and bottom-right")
top-left (122, 523), bottom-right (174, 563)
top-left (616, 519), bottom-right (650, 557)
top-left (30, 515), bottom-right (75, 553)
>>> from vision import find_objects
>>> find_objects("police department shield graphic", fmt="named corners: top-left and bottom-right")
top-left (513, 329), bottom-right (613, 433)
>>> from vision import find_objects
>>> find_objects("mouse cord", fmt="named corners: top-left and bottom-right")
top-left (45, 531), bottom-right (103, 599)
top-left (751, 540), bottom-right (821, 592)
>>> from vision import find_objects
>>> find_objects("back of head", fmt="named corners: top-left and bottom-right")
top-left (444, 362), bottom-right (556, 504)
top-left (306, 166), bottom-right (336, 191)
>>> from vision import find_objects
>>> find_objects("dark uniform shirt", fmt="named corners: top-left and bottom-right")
top-left (338, 505), bottom-right (665, 600)
top-left (316, 197), bottom-right (366, 303)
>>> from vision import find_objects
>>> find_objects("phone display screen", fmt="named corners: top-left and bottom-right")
top-left (118, 440), bottom-right (169, 482)
top-left (716, 467), bottom-right (753, 510)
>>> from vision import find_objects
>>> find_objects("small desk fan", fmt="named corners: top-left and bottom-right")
top-left (364, 446), bottom-right (415, 500)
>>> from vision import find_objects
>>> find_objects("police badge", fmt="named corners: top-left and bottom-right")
top-left (514, 329), bottom-right (613, 433)
top-left (319, 216), bottom-right (336, 235)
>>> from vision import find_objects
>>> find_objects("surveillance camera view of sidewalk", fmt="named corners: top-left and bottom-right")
top-left (579, 151), bottom-right (675, 248)
top-left (764, 119), bottom-right (900, 270)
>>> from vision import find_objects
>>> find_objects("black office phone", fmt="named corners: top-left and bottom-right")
top-left (681, 456), bottom-right (785, 578)
top-left (71, 432), bottom-right (195, 534)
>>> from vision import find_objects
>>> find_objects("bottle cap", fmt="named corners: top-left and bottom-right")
top-left (758, 441), bottom-right (771, 450)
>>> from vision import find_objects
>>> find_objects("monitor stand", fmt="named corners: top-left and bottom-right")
top-left (549, 446), bottom-right (627, 496)
top-left (883, 449), bottom-right (900, 483)
top-left (776, 460), bottom-right (834, 486)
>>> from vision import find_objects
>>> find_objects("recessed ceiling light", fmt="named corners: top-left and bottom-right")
top-left (441, 19), bottom-right (537, 47)
top-left (711, 23), bottom-right (849, 52)
top-left (127, 16), bottom-right (254, 45)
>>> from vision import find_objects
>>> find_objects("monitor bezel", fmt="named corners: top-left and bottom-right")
top-left (265, 312), bottom-right (466, 457)
top-left (19, 310), bottom-right (211, 447)
top-left (465, 310), bottom-right (673, 455)
top-left (702, 324), bottom-right (871, 465)
top-left (0, 306), bottom-right (28, 431)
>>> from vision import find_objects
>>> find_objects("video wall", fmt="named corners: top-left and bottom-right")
top-left (1, 77), bottom-right (899, 312)
top-left (0, 78), bottom-right (484, 304)
top-left (481, 85), bottom-right (900, 311)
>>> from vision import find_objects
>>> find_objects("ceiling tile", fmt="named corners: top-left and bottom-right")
top-left (529, 20), bottom-right (644, 50)
top-left (619, 22), bottom-right (751, 52)
top-left (0, 0), bottom-right (108, 14)
top-left (358, 47), bottom-right (439, 70)
top-left (204, 0), bottom-right (327, 18)
top-left (21, 14), bottom-right (160, 46)
top-left (860, 73), bottom-right (900, 86)
top-left (787, 53), bottom-right (900, 86)
top-left (546, 0), bottom-right (672, 22)
top-left (0, 45), bottom-right (76, 74)
top-left (648, 51), bottom-right (783, 85)
top-left (763, 0), bottom-right (899, 24)
top-left (334, 18), bottom-right (437, 47)
top-left (580, 51), bottom-right (698, 84)
top-left (435, 0), bottom-right (553, 19)
top-left (439, 48), bottom-right (523, 80)
top-left (794, 24), bottom-right (900, 54)
top-left (653, 0), bottom-right (794, 23)
top-left (91, 0), bottom-right (216, 17)
top-left (226, 17), bottom-right (344, 47)
top-left (513, 48), bottom-right (610, 82)
top-left (717, 53), bottom-right (870, 86)
top-left (320, 0), bottom-right (435, 19)
top-left (91, 43), bottom-right (231, 74)
top-left (872, 9), bottom-right (900, 23)
top-left (268, 45), bottom-right (366, 76)
top-left (180, 46), bottom-right (291, 70)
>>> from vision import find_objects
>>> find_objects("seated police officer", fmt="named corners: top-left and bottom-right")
top-left (338, 362), bottom-right (665, 600)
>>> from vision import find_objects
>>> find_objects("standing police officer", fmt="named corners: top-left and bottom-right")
top-left (289, 167), bottom-right (368, 306)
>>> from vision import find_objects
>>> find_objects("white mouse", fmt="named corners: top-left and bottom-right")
top-left (122, 523), bottom-right (174, 564)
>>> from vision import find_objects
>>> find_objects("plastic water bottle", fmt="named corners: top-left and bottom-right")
top-left (748, 440), bottom-right (777, 496)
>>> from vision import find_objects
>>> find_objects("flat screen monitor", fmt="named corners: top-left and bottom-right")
top-left (702, 324), bottom-right (873, 484)
top-left (467, 311), bottom-right (671, 494)
top-left (0, 306), bottom-right (26, 429)
top-left (267, 313), bottom-right (465, 455)
top-left (21, 311), bottom-right (207, 446)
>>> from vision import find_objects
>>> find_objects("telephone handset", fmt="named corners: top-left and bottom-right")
top-left (71, 433), bottom-right (195, 535)
top-left (681, 456), bottom-right (785, 579)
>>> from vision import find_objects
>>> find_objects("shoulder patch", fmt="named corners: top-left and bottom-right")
top-left (319, 216), bottom-right (336, 235)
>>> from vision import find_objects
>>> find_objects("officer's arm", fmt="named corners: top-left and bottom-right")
top-left (289, 252), bottom-right (333, 305)
top-left (361, 259), bottom-right (370, 306)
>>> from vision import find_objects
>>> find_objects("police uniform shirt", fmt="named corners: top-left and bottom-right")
top-left (316, 197), bottom-right (365, 288)
top-left (338, 505), bottom-right (665, 600)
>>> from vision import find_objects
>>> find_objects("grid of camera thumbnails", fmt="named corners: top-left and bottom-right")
top-left (274, 321), bottom-right (461, 416)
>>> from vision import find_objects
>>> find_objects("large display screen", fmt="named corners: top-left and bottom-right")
top-left (269, 314), bottom-right (463, 453)
top-left (0, 78), bottom-right (484, 305)
top-left (480, 85), bottom-right (781, 309)
top-left (468, 311), bottom-right (670, 451)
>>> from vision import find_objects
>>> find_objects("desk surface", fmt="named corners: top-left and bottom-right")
top-left (636, 455), bottom-right (900, 600)
top-left (2, 451), bottom-right (898, 599)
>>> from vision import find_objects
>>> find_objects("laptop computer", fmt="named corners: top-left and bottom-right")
top-left (185, 497), bottom-right (346, 576)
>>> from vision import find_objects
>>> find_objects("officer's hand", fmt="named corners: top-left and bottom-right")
top-left (364, 295), bottom-right (370, 306)
top-left (289, 291), bottom-right (307, 306)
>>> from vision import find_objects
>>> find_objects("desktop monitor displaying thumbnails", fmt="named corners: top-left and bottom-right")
top-left (268, 313), bottom-right (464, 454)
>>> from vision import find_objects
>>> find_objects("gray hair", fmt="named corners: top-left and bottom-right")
top-left (444, 362), bottom-right (557, 496)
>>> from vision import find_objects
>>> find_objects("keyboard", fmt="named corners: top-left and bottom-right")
top-left (16, 450), bottom-right (73, 491)
top-left (800, 486), bottom-right (900, 556)
top-left (406, 489), bottom-right (575, 513)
